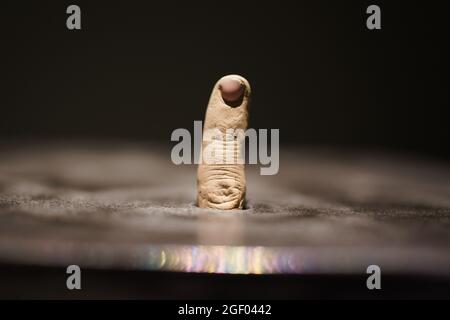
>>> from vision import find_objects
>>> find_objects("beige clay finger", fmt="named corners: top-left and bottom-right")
top-left (197, 75), bottom-right (251, 210)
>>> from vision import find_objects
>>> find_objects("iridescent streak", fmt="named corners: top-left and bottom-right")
top-left (146, 245), bottom-right (305, 274)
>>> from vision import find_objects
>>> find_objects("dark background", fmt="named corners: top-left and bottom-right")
top-left (1, 0), bottom-right (449, 160)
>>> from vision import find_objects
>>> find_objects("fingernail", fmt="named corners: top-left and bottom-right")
top-left (219, 78), bottom-right (244, 103)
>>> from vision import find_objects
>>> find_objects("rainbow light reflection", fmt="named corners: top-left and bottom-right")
top-left (144, 245), bottom-right (308, 274)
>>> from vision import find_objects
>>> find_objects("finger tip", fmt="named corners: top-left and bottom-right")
top-left (219, 77), bottom-right (245, 103)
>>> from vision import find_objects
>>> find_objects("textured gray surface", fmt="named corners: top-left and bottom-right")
top-left (0, 141), bottom-right (449, 274)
